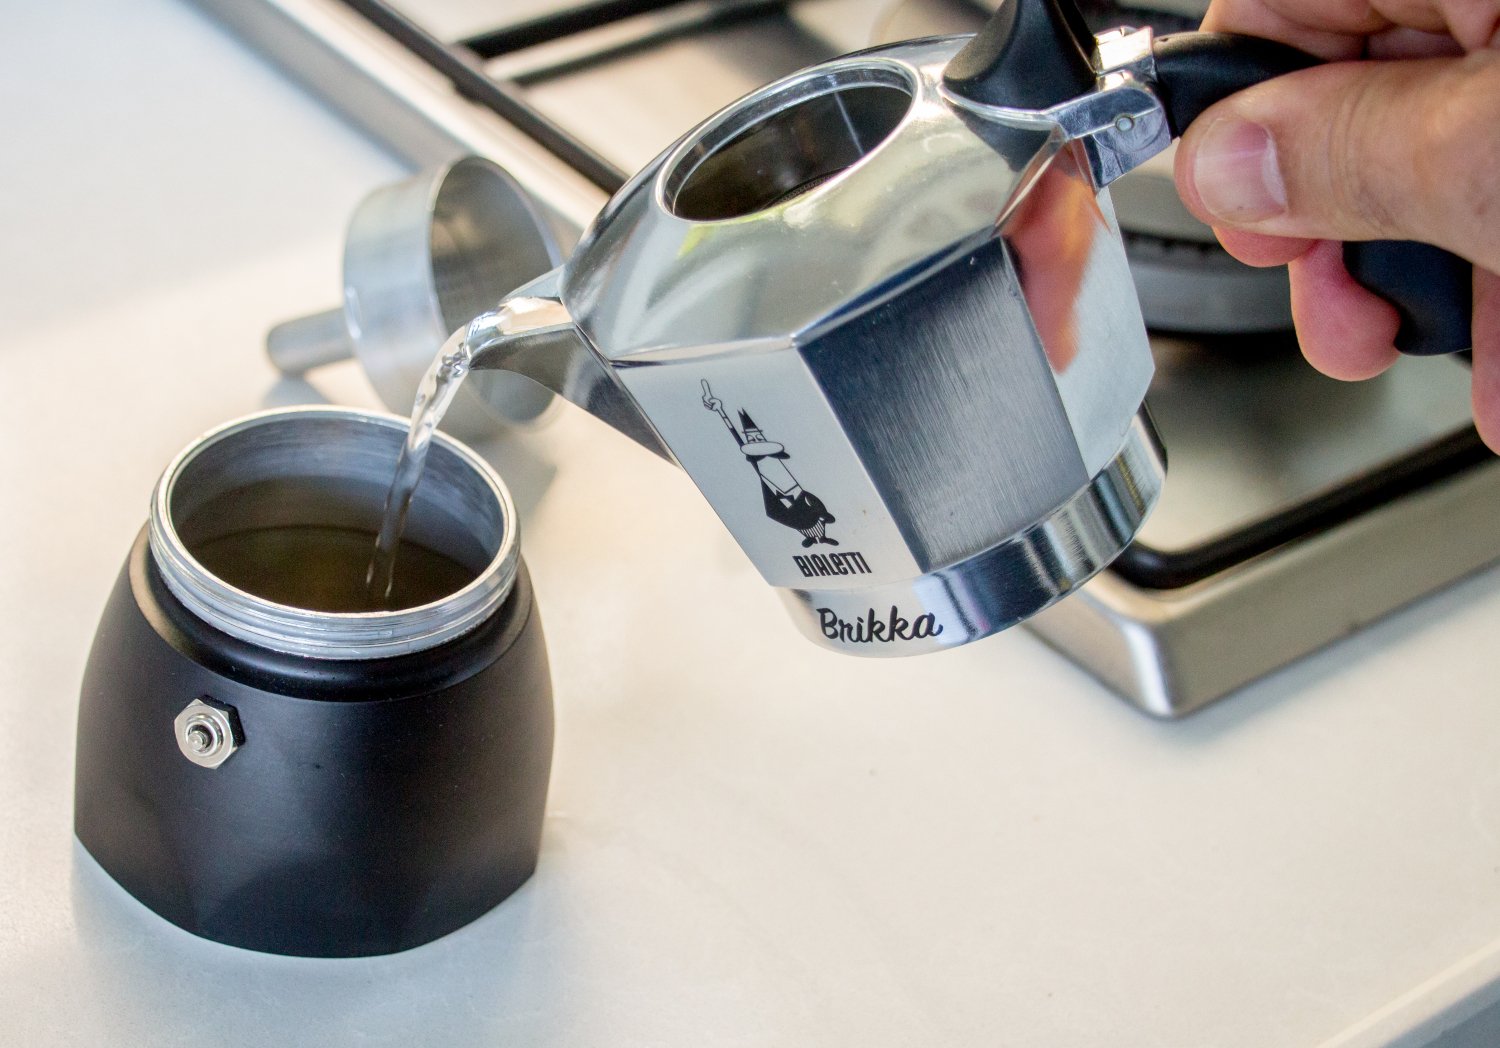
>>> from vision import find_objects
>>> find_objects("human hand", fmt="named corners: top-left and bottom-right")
top-left (1170, 0), bottom-right (1500, 450)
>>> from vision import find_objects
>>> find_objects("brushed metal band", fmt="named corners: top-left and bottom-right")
top-left (778, 409), bottom-right (1164, 656)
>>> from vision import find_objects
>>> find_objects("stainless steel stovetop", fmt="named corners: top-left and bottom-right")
top-left (193, 0), bottom-right (1500, 715)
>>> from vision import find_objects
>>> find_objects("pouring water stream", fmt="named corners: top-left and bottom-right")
top-left (364, 331), bottom-right (473, 605)
top-left (366, 283), bottom-right (679, 607)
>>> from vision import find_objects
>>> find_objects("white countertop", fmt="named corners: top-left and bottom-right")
top-left (3, 3), bottom-right (1500, 1046)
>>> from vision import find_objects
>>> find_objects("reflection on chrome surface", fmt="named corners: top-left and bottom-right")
top-left (459, 32), bottom-right (1160, 654)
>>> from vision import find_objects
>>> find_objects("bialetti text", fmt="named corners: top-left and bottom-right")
top-left (817, 606), bottom-right (944, 644)
top-left (794, 551), bottom-right (871, 578)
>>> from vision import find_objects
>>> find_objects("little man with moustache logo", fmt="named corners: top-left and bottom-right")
top-left (701, 381), bottom-right (838, 548)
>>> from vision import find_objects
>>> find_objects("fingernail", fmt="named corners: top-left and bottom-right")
top-left (1191, 118), bottom-right (1287, 222)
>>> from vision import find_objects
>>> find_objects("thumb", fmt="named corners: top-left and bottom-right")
top-left (1174, 51), bottom-right (1500, 274)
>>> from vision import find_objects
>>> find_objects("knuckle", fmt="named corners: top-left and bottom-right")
top-left (1416, 54), bottom-right (1500, 257)
top-left (1321, 73), bottom-right (1403, 236)
top-left (1317, 54), bottom-right (1500, 255)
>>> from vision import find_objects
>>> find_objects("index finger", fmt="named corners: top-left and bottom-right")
top-left (1201, 0), bottom-right (1500, 55)
top-left (1200, 0), bottom-right (1388, 58)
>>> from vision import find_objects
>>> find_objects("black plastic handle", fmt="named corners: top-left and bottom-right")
top-left (1150, 30), bottom-right (1473, 355)
top-left (1342, 241), bottom-right (1473, 355)
top-left (1151, 32), bottom-right (1318, 137)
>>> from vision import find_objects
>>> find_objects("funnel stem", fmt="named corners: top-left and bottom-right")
top-left (266, 309), bottom-right (353, 375)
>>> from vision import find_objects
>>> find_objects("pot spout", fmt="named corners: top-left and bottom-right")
top-left (465, 269), bottom-right (673, 461)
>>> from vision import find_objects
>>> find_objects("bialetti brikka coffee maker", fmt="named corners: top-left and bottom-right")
top-left (75, 0), bottom-right (1475, 960)
top-left (449, 0), bottom-right (1470, 657)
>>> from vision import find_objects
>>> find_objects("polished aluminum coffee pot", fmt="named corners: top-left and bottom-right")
top-left (459, 0), bottom-right (1470, 657)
